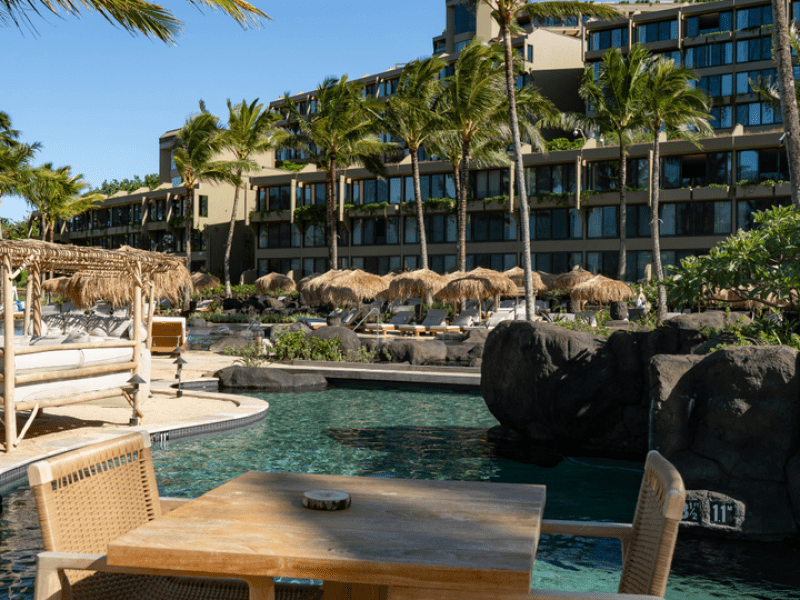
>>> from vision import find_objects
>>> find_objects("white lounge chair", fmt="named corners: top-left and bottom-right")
top-left (398, 308), bottom-right (449, 337)
top-left (364, 310), bottom-right (414, 333)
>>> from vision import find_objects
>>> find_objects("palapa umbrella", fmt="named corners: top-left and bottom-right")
top-left (255, 272), bottom-right (297, 293)
top-left (41, 276), bottom-right (70, 296)
top-left (554, 265), bottom-right (594, 291)
top-left (435, 269), bottom-right (517, 320)
top-left (319, 269), bottom-right (389, 306)
top-left (191, 271), bottom-right (221, 292)
top-left (503, 266), bottom-right (548, 292)
top-left (300, 269), bottom-right (345, 306)
top-left (385, 269), bottom-right (448, 301)
top-left (570, 275), bottom-right (634, 308)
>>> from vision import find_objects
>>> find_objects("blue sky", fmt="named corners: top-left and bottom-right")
top-left (1, 0), bottom-right (444, 222)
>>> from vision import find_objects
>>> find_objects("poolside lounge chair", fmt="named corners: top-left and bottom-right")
top-left (28, 432), bottom-right (324, 600)
top-left (449, 308), bottom-right (481, 332)
top-left (398, 308), bottom-right (449, 337)
top-left (388, 450), bottom-right (685, 600)
top-left (364, 310), bottom-right (414, 333)
top-left (483, 307), bottom-right (514, 328)
top-left (195, 298), bottom-right (213, 312)
top-left (149, 316), bottom-right (186, 353)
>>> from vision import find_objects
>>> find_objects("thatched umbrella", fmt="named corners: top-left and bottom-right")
top-left (503, 266), bottom-right (548, 292)
top-left (66, 266), bottom-right (191, 309)
top-left (255, 272), bottom-right (296, 293)
top-left (554, 265), bottom-right (594, 291)
top-left (319, 269), bottom-right (389, 306)
top-left (537, 271), bottom-right (557, 291)
top-left (570, 275), bottom-right (634, 308)
top-left (300, 270), bottom-right (345, 306)
top-left (191, 271), bottom-right (220, 292)
top-left (435, 269), bottom-right (517, 320)
top-left (41, 276), bottom-right (70, 296)
top-left (385, 269), bottom-right (448, 301)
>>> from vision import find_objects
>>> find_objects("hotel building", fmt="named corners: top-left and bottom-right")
top-left (56, 0), bottom-right (798, 283)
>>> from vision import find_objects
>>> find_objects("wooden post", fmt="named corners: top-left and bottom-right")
top-left (146, 283), bottom-right (155, 350)
top-left (3, 254), bottom-right (17, 451)
top-left (30, 264), bottom-right (41, 336)
top-left (132, 266), bottom-right (142, 374)
top-left (23, 268), bottom-right (33, 335)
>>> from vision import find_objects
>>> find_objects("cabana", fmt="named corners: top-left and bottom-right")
top-left (0, 240), bottom-right (188, 452)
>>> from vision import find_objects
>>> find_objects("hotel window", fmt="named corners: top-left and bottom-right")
top-left (349, 256), bottom-right (401, 275)
top-left (471, 168), bottom-right (509, 199)
top-left (587, 206), bottom-right (618, 239)
top-left (685, 42), bottom-right (733, 68)
top-left (268, 185), bottom-right (292, 211)
top-left (363, 83), bottom-right (376, 98)
top-left (304, 223), bottom-right (326, 247)
top-left (389, 177), bottom-right (402, 204)
top-left (686, 11), bottom-right (732, 37)
top-left (433, 38), bottom-right (446, 54)
top-left (429, 254), bottom-right (457, 274)
top-left (585, 158), bottom-right (648, 192)
top-left (589, 26), bottom-right (629, 51)
top-left (199, 195), bottom-right (208, 217)
top-left (695, 73), bottom-right (732, 98)
top-left (586, 251), bottom-right (619, 278)
top-left (352, 217), bottom-right (400, 245)
top-left (532, 252), bottom-right (582, 274)
top-left (454, 3), bottom-right (476, 35)
top-left (626, 205), bottom-right (652, 238)
top-left (736, 36), bottom-right (772, 63)
top-left (738, 197), bottom-right (790, 231)
top-left (625, 250), bottom-right (654, 282)
top-left (296, 185), bottom-right (312, 206)
top-left (527, 45), bottom-right (533, 62)
top-left (653, 50), bottom-right (681, 65)
top-left (303, 257), bottom-right (327, 276)
top-left (467, 253), bottom-right (516, 272)
top-left (314, 183), bottom-right (326, 206)
top-left (637, 19), bottom-right (678, 43)
top-left (455, 40), bottom-right (471, 53)
top-left (363, 179), bottom-right (377, 204)
top-left (401, 214), bottom-right (457, 243)
top-left (660, 201), bottom-right (731, 236)
top-left (131, 204), bottom-right (141, 224)
top-left (661, 152), bottom-right (732, 188)
top-left (346, 181), bottom-right (360, 205)
top-left (258, 222), bottom-right (301, 249)
top-left (736, 68), bottom-right (776, 94)
top-left (467, 212), bottom-right (517, 242)
top-left (710, 106), bottom-right (733, 129)
top-left (378, 79), bottom-right (398, 97)
top-left (736, 101), bottom-right (781, 126)
top-left (737, 148), bottom-right (789, 182)
top-left (737, 4), bottom-right (772, 30)
top-left (529, 208), bottom-right (582, 240)
top-left (528, 163), bottom-right (576, 196)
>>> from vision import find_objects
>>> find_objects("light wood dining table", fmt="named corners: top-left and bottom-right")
top-left (106, 471), bottom-right (546, 600)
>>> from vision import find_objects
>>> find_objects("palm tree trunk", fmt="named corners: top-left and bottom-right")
top-left (650, 129), bottom-right (667, 320)
top-left (458, 138), bottom-right (471, 272)
top-left (410, 146), bottom-right (429, 270)
top-left (327, 161), bottom-right (338, 270)
top-left (771, 0), bottom-right (800, 209)
top-left (501, 20), bottom-right (534, 321)
top-left (183, 189), bottom-right (193, 307)
top-left (618, 144), bottom-right (628, 280)
top-left (224, 171), bottom-right (242, 298)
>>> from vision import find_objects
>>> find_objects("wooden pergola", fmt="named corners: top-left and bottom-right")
top-left (0, 240), bottom-right (188, 450)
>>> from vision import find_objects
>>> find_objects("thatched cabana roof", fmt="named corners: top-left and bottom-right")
top-left (255, 272), bottom-right (296, 293)
top-left (570, 275), bottom-right (634, 305)
top-left (191, 271), bottom-right (221, 292)
top-left (435, 269), bottom-right (517, 302)
top-left (41, 276), bottom-right (70, 295)
top-left (319, 269), bottom-right (388, 306)
top-left (503, 266), bottom-right (548, 292)
top-left (554, 266), bottom-right (594, 291)
top-left (300, 270), bottom-right (344, 306)
top-left (385, 269), bottom-right (448, 301)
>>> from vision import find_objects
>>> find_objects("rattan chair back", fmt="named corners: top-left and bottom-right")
top-left (618, 450), bottom-right (686, 597)
top-left (28, 432), bottom-right (161, 556)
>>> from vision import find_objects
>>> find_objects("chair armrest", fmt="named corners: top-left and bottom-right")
top-left (160, 496), bottom-right (190, 513)
top-left (541, 520), bottom-right (634, 563)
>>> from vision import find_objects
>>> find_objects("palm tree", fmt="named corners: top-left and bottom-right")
top-left (2, 0), bottom-right (267, 45)
top-left (384, 56), bottom-right (447, 270)
top-left (579, 43), bottom-right (651, 281)
top-left (0, 111), bottom-right (40, 236)
top-left (173, 104), bottom-right (243, 304)
top-left (20, 163), bottom-right (101, 242)
top-left (474, 0), bottom-right (621, 318)
top-left (220, 98), bottom-right (284, 298)
top-left (769, 0), bottom-right (800, 209)
top-left (643, 57), bottom-right (711, 319)
top-left (438, 40), bottom-right (510, 271)
top-left (281, 76), bottom-right (392, 269)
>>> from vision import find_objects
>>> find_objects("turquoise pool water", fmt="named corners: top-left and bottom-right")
top-left (1, 386), bottom-right (799, 599)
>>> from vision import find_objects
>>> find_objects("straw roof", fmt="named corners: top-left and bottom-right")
top-left (300, 269), bottom-right (344, 306)
top-left (554, 266), bottom-right (594, 291)
top-left (386, 269), bottom-right (448, 300)
top-left (319, 269), bottom-right (389, 305)
top-left (255, 272), bottom-right (297, 293)
top-left (191, 271), bottom-right (221, 292)
top-left (435, 270), bottom-right (517, 302)
top-left (503, 266), bottom-right (548, 291)
top-left (570, 275), bottom-right (634, 305)
top-left (41, 276), bottom-right (70, 295)
top-left (537, 271), bottom-right (557, 290)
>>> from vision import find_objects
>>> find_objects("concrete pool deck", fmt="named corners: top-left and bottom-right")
top-left (0, 351), bottom-right (481, 489)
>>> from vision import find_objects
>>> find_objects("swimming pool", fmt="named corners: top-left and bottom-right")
top-left (1, 386), bottom-right (799, 599)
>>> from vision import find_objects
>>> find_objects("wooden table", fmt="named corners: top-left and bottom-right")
top-left (107, 472), bottom-right (546, 600)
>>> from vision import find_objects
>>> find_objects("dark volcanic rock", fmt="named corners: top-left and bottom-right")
top-left (307, 326), bottom-right (361, 354)
top-left (383, 339), bottom-right (447, 365)
top-left (222, 298), bottom-right (242, 311)
top-left (214, 366), bottom-right (326, 390)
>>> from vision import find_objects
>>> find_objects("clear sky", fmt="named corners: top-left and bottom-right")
top-left (0, 0), bottom-right (444, 223)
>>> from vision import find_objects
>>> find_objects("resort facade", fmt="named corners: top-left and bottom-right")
top-left (54, 0), bottom-right (798, 283)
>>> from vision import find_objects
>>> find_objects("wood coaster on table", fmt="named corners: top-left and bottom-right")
top-left (302, 490), bottom-right (351, 511)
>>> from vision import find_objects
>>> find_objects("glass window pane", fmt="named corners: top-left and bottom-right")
top-left (488, 170), bottom-right (502, 197)
top-left (739, 150), bottom-right (759, 181)
top-left (431, 174), bottom-right (445, 198)
top-left (570, 209), bottom-right (583, 239)
top-left (445, 173), bottom-right (456, 198)
top-left (364, 179), bottom-right (376, 204)
top-left (405, 216), bottom-right (418, 243)
top-left (588, 207), bottom-right (602, 238)
top-left (552, 209), bottom-right (568, 239)
top-left (405, 176), bottom-right (415, 202)
top-left (662, 158), bottom-right (681, 189)
top-left (377, 178), bottom-right (389, 203)
top-left (749, 102), bottom-right (761, 125)
top-left (387, 217), bottom-right (399, 244)
top-left (661, 203), bottom-right (676, 235)
top-left (715, 201), bottom-right (732, 234)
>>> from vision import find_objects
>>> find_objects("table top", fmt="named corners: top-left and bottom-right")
top-left (107, 471), bottom-right (546, 593)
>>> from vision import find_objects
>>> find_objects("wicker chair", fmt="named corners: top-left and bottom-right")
top-left (387, 450), bottom-right (685, 600)
top-left (28, 431), bottom-right (323, 600)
